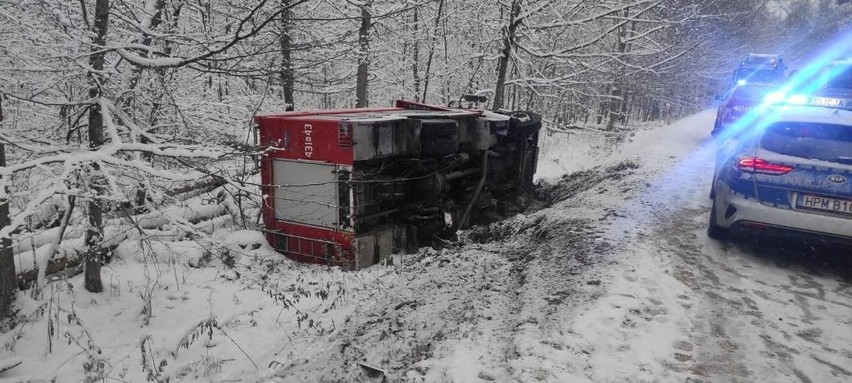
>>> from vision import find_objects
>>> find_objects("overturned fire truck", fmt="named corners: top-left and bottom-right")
top-left (256, 100), bottom-right (541, 269)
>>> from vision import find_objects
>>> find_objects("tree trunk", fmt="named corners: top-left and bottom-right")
top-left (280, 0), bottom-right (295, 111)
top-left (411, 6), bottom-right (421, 102)
top-left (607, 7), bottom-right (630, 131)
top-left (355, 3), bottom-right (371, 108)
top-left (84, 0), bottom-right (110, 293)
top-left (420, 0), bottom-right (445, 102)
top-left (0, 96), bottom-right (16, 316)
top-left (146, 1), bottom-right (182, 129)
top-left (493, 0), bottom-right (520, 110)
top-left (126, 0), bottom-right (168, 211)
top-left (127, 0), bottom-right (166, 94)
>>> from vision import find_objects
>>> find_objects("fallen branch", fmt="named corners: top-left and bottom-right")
top-left (15, 214), bottom-right (234, 289)
top-left (0, 357), bottom-right (22, 373)
top-left (17, 253), bottom-right (80, 289)
top-left (164, 168), bottom-right (258, 199)
top-left (165, 175), bottom-right (228, 198)
top-left (35, 196), bottom-right (76, 288)
top-left (12, 202), bottom-right (228, 256)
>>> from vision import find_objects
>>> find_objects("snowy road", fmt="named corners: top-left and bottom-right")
top-left (285, 110), bottom-right (852, 382)
top-left (564, 111), bottom-right (852, 383)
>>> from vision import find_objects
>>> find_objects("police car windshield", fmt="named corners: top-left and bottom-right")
top-left (733, 84), bottom-right (778, 101)
top-left (736, 69), bottom-right (782, 84)
top-left (761, 122), bottom-right (852, 164)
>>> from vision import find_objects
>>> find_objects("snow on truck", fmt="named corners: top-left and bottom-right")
top-left (255, 100), bottom-right (541, 269)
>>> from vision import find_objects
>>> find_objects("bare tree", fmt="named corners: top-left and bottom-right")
top-left (420, 0), bottom-right (446, 102)
top-left (0, 95), bottom-right (14, 316)
top-left (411, 5), bottom-right (422, 102)
top-left (493, 0), bottom-right (521, 110)
top-left (280, 0), bottom-right (296, 110)
top-left (83, 0), bottom-right (111, 293)
top-left (356, 2), bottom-right (372, 107)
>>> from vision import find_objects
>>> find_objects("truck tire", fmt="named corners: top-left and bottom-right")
top-left (509, 111), bottom-right (542, 129)
top-left (422, 138), bottom-right (459, 157)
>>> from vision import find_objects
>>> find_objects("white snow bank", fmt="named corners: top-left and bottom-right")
top-left (115, 240), bottom-right (208, 266)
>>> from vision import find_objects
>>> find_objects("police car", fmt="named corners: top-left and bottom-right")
top-left (732, 53), bottom-right (786, 86)
top-left (713, 54), bottom-right (788, 137)
top-left (708, 60), bottom-right (852, 244)
top-left (711, 83), bottom-right (780, 137)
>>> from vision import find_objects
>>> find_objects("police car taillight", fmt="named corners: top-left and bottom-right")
top-left (737, 157), bottom-right (794, 175)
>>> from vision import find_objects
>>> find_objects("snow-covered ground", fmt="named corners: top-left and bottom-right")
top-left (2, 111), bottom-right (851, 382)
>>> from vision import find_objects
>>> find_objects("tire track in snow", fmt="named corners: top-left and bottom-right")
top-left (654, 204), bottom-right (852, 383)
top-left (632, 145), bottom-right (852, 383)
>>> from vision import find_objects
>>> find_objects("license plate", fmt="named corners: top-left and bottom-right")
top-left (797, 194), bottom-right (852, 215)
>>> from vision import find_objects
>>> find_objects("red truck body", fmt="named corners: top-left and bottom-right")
top-left (256, 100), bottom-right (540, 268)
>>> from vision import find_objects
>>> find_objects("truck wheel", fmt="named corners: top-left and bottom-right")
top-left (509, 111), bottom-right (542, 129)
